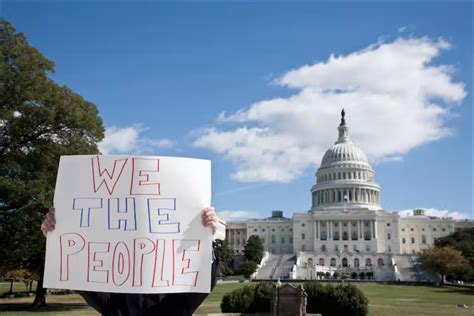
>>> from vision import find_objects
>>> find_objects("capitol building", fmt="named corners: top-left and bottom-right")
top-left (225, 111), bottom-right (470, 281)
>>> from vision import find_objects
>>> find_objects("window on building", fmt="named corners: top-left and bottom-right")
top-left (402, 238), bottom-right (406, 244)
top-left (402, 228), bottom-right (405, 231)
top-left (366, 258), bottom-right (372, 266)
top-left (271, 235), bottom-right (275, 244)
top-left (302, 233), bottom-right (305, 240)
top-left (442, 228), bottom-right (446, 232)
top-left (262, 228), bottom-right (265, 232)
top-left (366, 245), bottom-right (370, 252)
top-left (377, 258), bottom-right (384, 266)
top-left (281, 237), bottom-right (285, 244)
top-left (302, 223), bottom-right (305, 227)
top-left (386, 223), bottom-right (391, 227)
top-left (319, 258), bottom-right (325, 266)
top-left (421, 235), bottom-right (426, 244)
top-left (387, 233), bottom-right (391, 240)
top-left (254, 229), bottom-right (257, 232)
top-left (354, 258), bottom-right (360, 267)
top-left (433, 228), bottom-right (437, 232)
top-left (262, 238), bottom-right (265, 243)
top-left (330, 258), bottom-right (336, 267)
top-left (422, 228), bottom-right (425, 231)
top-left (272, 228), bottom-right (275, 232)
top-left (411, 237), bottom-right (415, 244)
top-left (290, 237), bottom-right (293, 243)
top-left (388, 246), bottom-right (392, 252)
top-left (411, 228), bottom-right (414, 231)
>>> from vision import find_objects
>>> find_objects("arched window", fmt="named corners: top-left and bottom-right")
top-left (377, 258), bottom-right (384, 266)
top-left (308, 258), bottom-right (313, 267)
top-left (321, 244), bottom-right (327, 252)
top-left (342, 258), bottom-right (348, 267)
top-left (366, 258), bottom-right (372, 266)
top-left (330, 258), bottom-right (336, 267)
top-left (354, 258), bottom-right (360, 267)
top-left (319, 258), bottom-right (325, 266)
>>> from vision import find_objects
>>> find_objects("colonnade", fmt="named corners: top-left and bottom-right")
top-left (313, 188), bottom-right (380, 206)
top-left (312, 219), bottom-right (378, 241)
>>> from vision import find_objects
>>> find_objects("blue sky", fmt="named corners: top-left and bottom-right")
top-left (2, 1), bottom-right (472, 220)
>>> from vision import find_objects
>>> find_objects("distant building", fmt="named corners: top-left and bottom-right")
top-left (225, 111), bottom-right (471, 281)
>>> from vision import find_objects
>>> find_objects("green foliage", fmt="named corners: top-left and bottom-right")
top-left (243, 235), bottom-right (264, 263)
top-left (235, 261), bottom-right (258, 278)
top-left (220, 282), bottom-right (368, 316)
top-left (332, 271), bottom-right (340, 279)
top-left (304, 282), bottom-right (368, 316)
top-left (418, 246), bottom-right (471, 281)
top-left (213, 239), bottom-right (234, 276)
top-left (351, 272), bottom-right (358, 279)
top-left (220, 282), bottom-right (273, 313)
top-left (435, 228), bottom-right (474, 280)
top-left (0, 19), bottom-right (104, 279)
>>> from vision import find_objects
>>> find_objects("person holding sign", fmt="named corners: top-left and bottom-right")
top-left (42, 206), bottom-right (220, 316)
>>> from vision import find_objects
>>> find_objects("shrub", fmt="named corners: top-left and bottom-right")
top-left (359, 272), bottom-right (366, 280)
top-left (325, 272), bottom-right (331, 279)
top-left (305, 283), bottom-right (368, 316)
top-left (366, 272), bottom-right (374, 280)
top-left (221, 282), bottom-right (368, 316)
top-left (351, 272), bottom-right (358, 279)
top-left (235, 261), bottom-right (258, 278)
top-left (333, 271), bottom-right (340, 279)
top-left (221, 282), bottom-right (274, 313)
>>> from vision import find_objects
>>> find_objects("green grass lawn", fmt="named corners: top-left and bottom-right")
top-left (0, 282), bottom-right (472, 315)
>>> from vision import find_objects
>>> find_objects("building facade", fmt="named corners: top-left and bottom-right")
top-left (226, 111), bottom-right (469, 281)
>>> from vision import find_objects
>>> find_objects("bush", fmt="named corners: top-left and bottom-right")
top-left (235, 261), bottom-right (258, 278)
top-left (359, 272), bottom-right (366, 280)
top-left (221, 282), bottom-right (274, 313)
top-left (351, 272), bottom-right (358, 279)
top-left (221, 282), bottom-right (368, 316)
top-left (333, 271), bottom-right (340, 279)
top-left (305, 283), bottom-right (368, 316)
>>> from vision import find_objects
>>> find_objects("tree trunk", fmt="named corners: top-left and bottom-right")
top-left (32, 262), bottom-right (46, 308)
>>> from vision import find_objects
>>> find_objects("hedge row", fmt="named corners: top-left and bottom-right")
top-left (220, 282), bottom-right (368, 316)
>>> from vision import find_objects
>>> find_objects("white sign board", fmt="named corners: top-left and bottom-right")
top-left (44, 155), bottom-right (212, 294)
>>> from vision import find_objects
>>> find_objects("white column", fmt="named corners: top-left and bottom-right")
top-left (370, 221), bottom-right (373, 240)
top-left (339, 221), bottom-right (342, 240)
top-left (348, 221), bottom-right (352, 240)
top-left (317, 221), bottom-right (321, 239)
top-left (358, 220), bottom-right (362, 239)
top-left (374, 220), bottom-right (378, 239)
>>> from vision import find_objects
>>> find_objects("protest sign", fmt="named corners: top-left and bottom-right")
top-left (43, 155), bottom-right (212, 293)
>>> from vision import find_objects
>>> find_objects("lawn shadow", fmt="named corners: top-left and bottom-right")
top-left (432, 286), bottom-right (474, 296)
top-left (0, 302), bottom-right (91, 312)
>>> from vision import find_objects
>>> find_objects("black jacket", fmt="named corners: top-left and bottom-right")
top-left (78, 259), bottom-right (218, 316)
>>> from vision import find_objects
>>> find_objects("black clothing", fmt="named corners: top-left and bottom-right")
top-left (79, 259), bottom-right (218, 316)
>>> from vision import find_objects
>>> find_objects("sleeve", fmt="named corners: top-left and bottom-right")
top-left (76, 291), bottom-right (110, 314)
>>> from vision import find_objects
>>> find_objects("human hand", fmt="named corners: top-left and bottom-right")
top-left (41, 207), bottom-right (56, 238)
top-left (201, 207), bottom-right (218, 235)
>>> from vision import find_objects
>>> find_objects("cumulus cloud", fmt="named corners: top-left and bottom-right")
top-left (194, 36), bottom-right (466, 183)
top-left (397, 208), bottom-right (470, 220)
top-left (217, 210), bottom-right (259, 221)
top-left (98, 125), bottom-right (173, 155)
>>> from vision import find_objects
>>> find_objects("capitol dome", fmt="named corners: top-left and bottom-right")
top-left (311, 110), bottom-right (381, 211)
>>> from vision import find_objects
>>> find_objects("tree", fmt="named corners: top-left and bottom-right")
top-left (235, 261), bottom-right (258, 278)
top-left (0, 20), bottom-right (104, 306)
top-left (243, 235), bottom-right (264, 263)
top-left (435, 228), bottom-right (474, 281)
top-left (418, 246), bottom-right (471, 283)
top-left (213, 239), bottom-right (234, 276)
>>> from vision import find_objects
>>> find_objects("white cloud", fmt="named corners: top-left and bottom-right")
top-left (217, 210), bottom-right (259, 221)
top-left (194, 36), bottom-right (466, 183)
top-left (396, 208), bottom-right (470, 220)
top-left (98, 125), bottom-right (173, 155)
